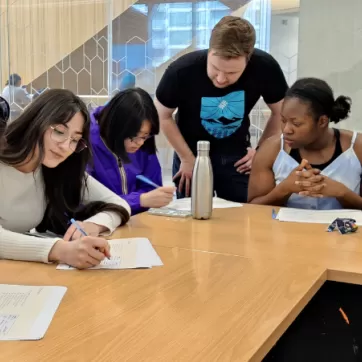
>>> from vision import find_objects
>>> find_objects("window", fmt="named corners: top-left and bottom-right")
top-left (195, 11), bottom-right (207, 27)
top-left (169, 30), bottom-right (192, 46)
top-left (151, 48), bottom-right (167, 59)
top-left (152, 31), bottom-right (166, 48)
top-left (196, 1), bottom-right (229, 11)
top-left (211, 10), bottom-right (230, 27)
top-left (152, 9), bottom-right (166, 30)
top-left (196, 29), bottom-right (210, 48)
top-left (169, 2), bottom-right (192, 10)
top-left (254, 11), bottom-right (261, 27)
top-left (132, 4), bottom-right (148, 16)
top-left (169, 12), bottom-right (192, 28)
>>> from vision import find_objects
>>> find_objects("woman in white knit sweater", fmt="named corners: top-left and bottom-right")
top-left (0, 90), bottom-right (131, 269)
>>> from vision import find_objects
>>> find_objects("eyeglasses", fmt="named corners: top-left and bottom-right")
top-left (130, 135), bottom-right (154, 144)
top-left (0, 96), bottom-right (10, 124)
top-left (50, 125), bottom-right (87, 153)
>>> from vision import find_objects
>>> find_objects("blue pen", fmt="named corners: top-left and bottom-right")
top-left (70, 218), bottom-right (87, 236)
top-left (70, 219), bottom-right (110, 259)
top-left (136, 175), bottom-right (160, 188)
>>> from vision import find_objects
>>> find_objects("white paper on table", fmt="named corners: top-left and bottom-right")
top-left (166, 197), bottom-right (242, 212)
top-left (0, 284), bottom-right (66, 340)
top-left (276, 208), bottom-right (362, 225)
top-left (57, 238), bottom-right (163, 270)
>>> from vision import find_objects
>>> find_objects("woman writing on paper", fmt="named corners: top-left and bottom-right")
top-left (87, 87), bottom-right (175, 215)
top-left (0, 89), bottom-right (131, 269)
top-left (248, 77), bottom-right (362, 210)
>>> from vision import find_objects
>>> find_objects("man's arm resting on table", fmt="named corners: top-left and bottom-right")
top-left (257, 100), bottom-right (283, 147)
top-left (154, 97), bottom-right (194, 161)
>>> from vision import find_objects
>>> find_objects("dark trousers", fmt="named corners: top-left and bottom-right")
top-left (172, 153), bottom-right (249, 203)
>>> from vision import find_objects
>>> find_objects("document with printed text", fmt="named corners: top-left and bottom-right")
top-left (57, 238), bottom-right (163, 270)
top-left (0, 284), bottom-right (67, 340)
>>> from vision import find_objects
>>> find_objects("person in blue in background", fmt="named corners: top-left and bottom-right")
top-left (88, 87), bottom-right (175, 215)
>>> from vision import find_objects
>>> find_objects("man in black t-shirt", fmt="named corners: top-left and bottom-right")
top-left (155, 16), bottom-right (288, 202)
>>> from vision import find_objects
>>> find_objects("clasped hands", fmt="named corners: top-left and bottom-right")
top-left (286, 159), bottom-right (346, 199)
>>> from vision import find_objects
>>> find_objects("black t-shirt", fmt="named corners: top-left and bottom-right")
top-left (156, 49), bottom-right (288, 156)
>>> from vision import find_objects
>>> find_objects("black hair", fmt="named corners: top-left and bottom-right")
top-left (0, 96), bottom-right (9, 148)
top-left (285, 77), bottom-right (352, 124)
top-left (0, 89), bottom-right (129, 234)
top-left (5, 73), bottom-right (21, 87)
top-left (97, 87), bottom-right (159, 162)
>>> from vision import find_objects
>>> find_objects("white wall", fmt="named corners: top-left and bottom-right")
top-left (270, 12), bottom-right (299, 85)
top-left (298, 0), bottom-right (362, 131)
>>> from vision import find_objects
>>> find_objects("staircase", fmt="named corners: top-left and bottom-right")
top-left (0, 0), bottom-right (137, 85)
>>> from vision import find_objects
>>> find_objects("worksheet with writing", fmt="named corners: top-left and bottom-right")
top-left (276, 208), bottom-right (362, 225)
top-left (0, 285), bottom-right (67, 340)
top-left (57, 237), bottom-right (163, 270)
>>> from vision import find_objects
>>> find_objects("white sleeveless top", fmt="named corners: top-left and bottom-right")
top-left (272, 132), bottom-right (362, 210)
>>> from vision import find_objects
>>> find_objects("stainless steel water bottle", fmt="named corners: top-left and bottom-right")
top-left (191, 141), bottom-right (213, 220)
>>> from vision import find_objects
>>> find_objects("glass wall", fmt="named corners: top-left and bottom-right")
top-left (0, 0), bottom-right (299, 172)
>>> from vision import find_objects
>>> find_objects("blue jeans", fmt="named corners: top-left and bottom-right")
top-left (172, 153), bottom-right (249, 203)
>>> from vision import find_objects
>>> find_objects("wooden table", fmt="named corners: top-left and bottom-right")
top-left (2, 204), bottom-right (362, 361)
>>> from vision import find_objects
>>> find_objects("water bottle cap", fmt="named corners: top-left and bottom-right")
top-left (197, 140), bottom-right (210, 151)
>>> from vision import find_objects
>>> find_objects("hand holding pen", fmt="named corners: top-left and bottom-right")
top-left (136, 175), bottom-right (176, 208)
top-left (49, 235), bottom-right (111, 269)
top-left (67, 219), bottom-right (111, 260)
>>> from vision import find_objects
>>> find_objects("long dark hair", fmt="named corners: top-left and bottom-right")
top-left (97, 87), bottom-right (159, 162)
top-left (0, 89), bottom-right (129, 234)
top-left (0, 96), bottom-right (10, 142)
top-left (285, 78), bottom-right (351, 124)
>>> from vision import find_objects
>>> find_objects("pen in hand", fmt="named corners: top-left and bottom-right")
top-left (70, 218), bottom-right (111, 260)
top-left (136, 175), bottom-right (161, 189)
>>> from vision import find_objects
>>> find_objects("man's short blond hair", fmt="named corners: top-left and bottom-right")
top-left (209, 16), bottom-right (256, 59)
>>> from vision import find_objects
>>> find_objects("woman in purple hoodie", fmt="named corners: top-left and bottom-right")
top-left (88, 88), bottom-right (175, 215)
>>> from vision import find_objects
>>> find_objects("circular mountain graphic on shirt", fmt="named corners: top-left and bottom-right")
top-left (200, 90), bottom-right (245, 139)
